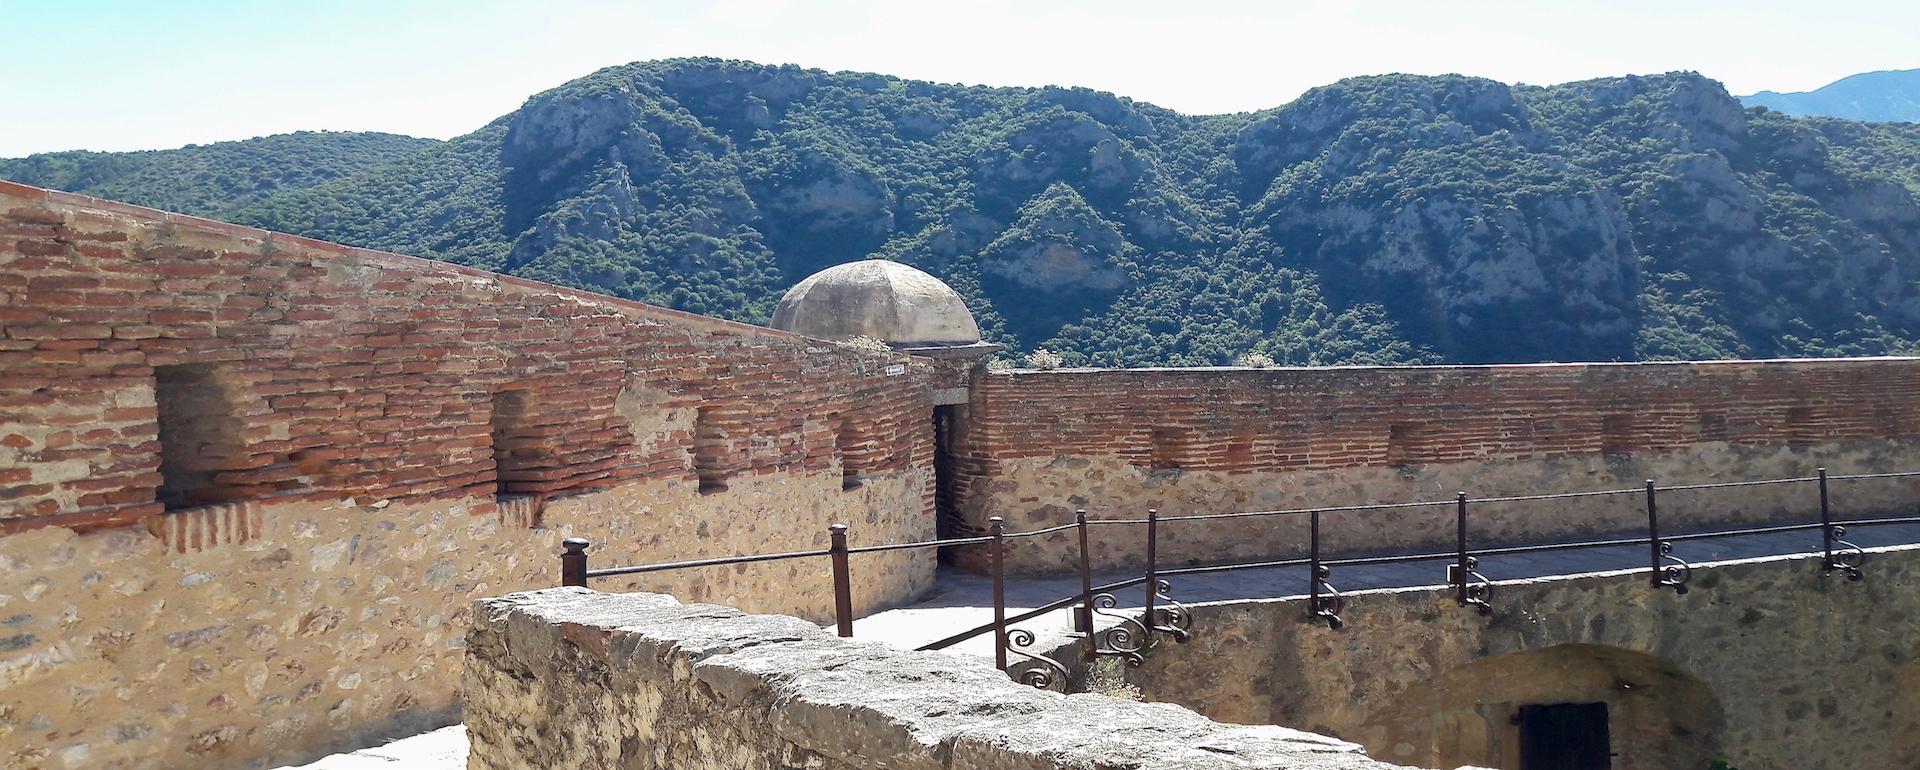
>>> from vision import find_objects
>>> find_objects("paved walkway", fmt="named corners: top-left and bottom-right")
top-left (280, 520), bottom-right (1920, 768)
top-left (852, 519), bottom-right (1920, 655)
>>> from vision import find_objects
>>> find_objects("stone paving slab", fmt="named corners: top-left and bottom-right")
top-left (278, 725), bottom-right (467, 769)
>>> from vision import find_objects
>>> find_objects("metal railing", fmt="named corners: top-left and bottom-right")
top-left (556, 467), bottom-right (1920, 691)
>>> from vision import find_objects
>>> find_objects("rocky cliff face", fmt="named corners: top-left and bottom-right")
top-left (19, 60), bottom-right (1920, 365)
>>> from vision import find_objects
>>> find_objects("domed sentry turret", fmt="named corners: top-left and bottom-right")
top-left (771, 260), bottom-right (1000, 406)
top-left (771, 259), bottom-right (982, 346)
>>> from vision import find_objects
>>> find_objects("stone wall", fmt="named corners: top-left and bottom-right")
top-left (951, 363), bottom-right (1920, 572)
top-left (0, 182), bottom-right (939, 769)
top-left (462, 587), bottom-right (1425, 770)
top-left (1121, 546), bottom-right (1920, 770)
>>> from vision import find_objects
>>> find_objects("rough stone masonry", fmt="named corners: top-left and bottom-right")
top-left (462, 587), bottom-right (1442, 770)
top-left (0, 181), bottom-right (938, 769)
top-left (1122, 545), bottom-right (1920, 770)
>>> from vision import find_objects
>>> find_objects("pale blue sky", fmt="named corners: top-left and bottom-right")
top-left (2, 0), bottom-right (1916, 157)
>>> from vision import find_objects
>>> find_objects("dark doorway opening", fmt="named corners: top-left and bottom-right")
top-left (1518, 702), bottom-right (1612, 770)
top-left (932, 404), bottom-right (962, 561)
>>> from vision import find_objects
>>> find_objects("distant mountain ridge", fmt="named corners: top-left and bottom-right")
top-left (0, 131), bottom-right (439, 219)
top-left (1740, 69), bottom-right (1920, 123)
top-left (6, 60), bottom-right (1920, 367)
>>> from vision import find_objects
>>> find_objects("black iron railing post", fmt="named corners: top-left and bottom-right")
top-left (1307, 509), bottom-right (1343, 628)
top-left (1646, 478), bottom-right (1691, 593)
top-left (829, 524), bottom-right (854, 638)
top-left (1451, 492), bottom-right (1492, 614)
top-left (1074, 510), bottom-right (1094, 634)
top-left (1143, 509), bottom-right (1160, 624)
top-left (989, 516), bottom-right (1007, 669)
top-left (1819, 467), bottom-right (1834, 568)
top-left (1816, 467), bottom-right (1866, 580)
top-left (1308, 509), bottom-right (1322, 618)
top-left (1454, 492), bottom-right (1470, 605)
top-left (561, 538), bottom-right (590, 587)
top-left (1645, 479), bottom-right (1661, 586)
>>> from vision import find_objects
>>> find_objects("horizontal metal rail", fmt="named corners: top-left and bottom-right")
top-left (581, 547), bottom-right (828, 579)
top-left (553, 466), bottom-right (1920, 691)
top-left (847, 534), bottom-right (993, 554)
top-left (916, 512), bottom-right (1920, 652)
top-left (915, 574), bottom-right (1147, 651)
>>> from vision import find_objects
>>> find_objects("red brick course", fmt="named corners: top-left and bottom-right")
top-left (0, 181), bottom-right (933, 534)
top-left (950, 360), bottom-right (1920, 529)
top-left (982, 362), bottom-right (1918, 467)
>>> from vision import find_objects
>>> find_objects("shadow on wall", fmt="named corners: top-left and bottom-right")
top-left (1357, 644), bottom-right (1724, 770)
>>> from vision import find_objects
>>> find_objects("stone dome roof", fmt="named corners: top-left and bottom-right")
top-left (771, 260), bottom-right (981, 346)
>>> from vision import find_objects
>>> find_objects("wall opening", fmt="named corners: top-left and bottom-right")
top-left (1224, 430), bottom-right (1255, 469)
top-left (835, 416), bottom-right (864, 491)
top-left (489, 390), bottom-right (546, 526)
top-left (1149, 427), bottom-right (1186, 470)
top-left (1344, 644), bottom-right (1723, 770)
top-left (1517, 702), bottom-right (1612, 770)
top-left (694, 406), bottom-right (729, 494)
top-left (154, 363), bottom-right (248, 511)
top-left (1599, 414), bottom-right (1634, 455)
top-left (1785, 406), bottom-right (1817, 448)
top-left (489, 390), bottom-right (532, 496)
top-left (1386, 423), bottom-right (1427, 465)
top-left (933, 404), bottom-right (963, 545)
top-left (1697, 412), bottom-right (1728, 442)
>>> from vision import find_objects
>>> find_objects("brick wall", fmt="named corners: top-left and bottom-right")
top-left (0, 180), bottom-right (932, 533)
top-left (0, 181), bottom-right (938, 768)
top-left (952, 362), bottom-right (1920, 571)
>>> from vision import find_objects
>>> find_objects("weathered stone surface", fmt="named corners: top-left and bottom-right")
top-left (772, 259), bottom-right (983, 346)
top-left (0, 181), bottom-right (940, 769)
top-left (1125, 546), bottom-right (1920, 769)
top-left (463, 588), bottom-right (1425, 769)
top-left (0, 470), bottom-right (933, 770)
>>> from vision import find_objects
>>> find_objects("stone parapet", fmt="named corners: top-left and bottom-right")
top-left (463, 587), bottom-right (1423, 770)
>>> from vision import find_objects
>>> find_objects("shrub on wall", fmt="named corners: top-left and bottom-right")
top-left (839, 335), bottom-right (894, 354)
top-left (1234, 351), bottom-right (1277, 368)
top-left (1023, 348), bottom-right (1064, 370)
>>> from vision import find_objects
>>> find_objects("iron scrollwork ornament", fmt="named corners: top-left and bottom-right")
top-left (1004, 628), bottom-right (1071, 693)
top-left (1310, 565), bottom-right (1346, 630)
top-left (1654, 541), bottom-right (1693, 594)
top-left (1824, 525), bottom-right (1867, 582)
top-left (1089, 592), bottom-right (1149, 666)
top-left (1149, 579), bottom-right (1193, 643)
top-left (1457, 555), bottom-right (1494, 616)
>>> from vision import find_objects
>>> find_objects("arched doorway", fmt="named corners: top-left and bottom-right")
top-left (1353, 644), bottom-right (1724, 770)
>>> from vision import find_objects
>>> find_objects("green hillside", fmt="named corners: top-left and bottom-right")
top-left (0, 131), bottom-right (440, 219)
top-left (11, 60), bottom-right (1920, 366)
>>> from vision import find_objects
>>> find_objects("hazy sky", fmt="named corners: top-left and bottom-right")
top-left (4, 0), bottom-right (1916, 157)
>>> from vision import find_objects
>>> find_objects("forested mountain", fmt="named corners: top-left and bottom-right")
top-left (0, 131), bottom-right (439, 219)
top-left (7, 59), bottom-right (1920, 366)
top-left (1741, 69), bottom-right (1920, 123)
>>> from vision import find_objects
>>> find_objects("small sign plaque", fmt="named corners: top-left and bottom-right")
top-left (884, 364), bottom-right (907, 376)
